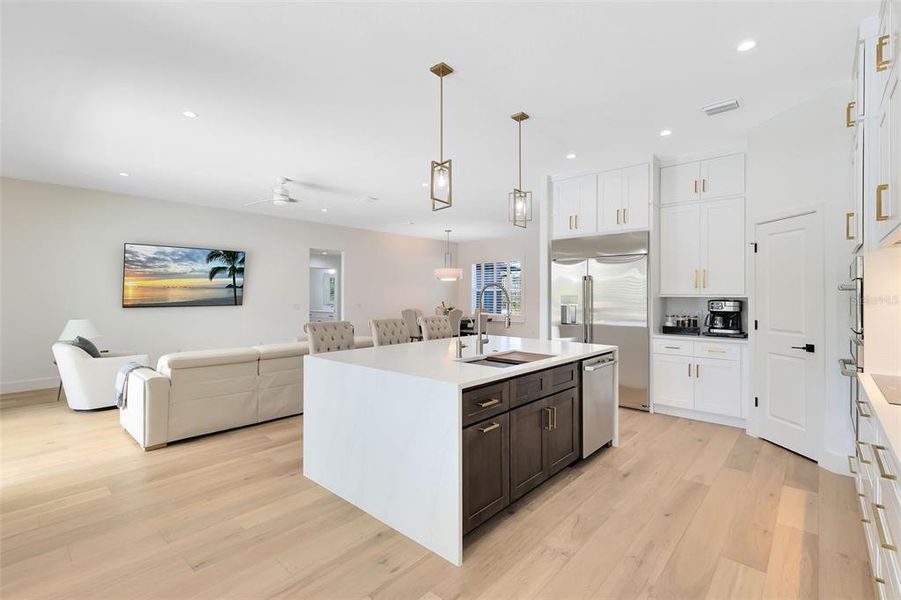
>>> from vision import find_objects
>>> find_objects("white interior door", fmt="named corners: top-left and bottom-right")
top-left (754, 212), bottom-right (824, 460)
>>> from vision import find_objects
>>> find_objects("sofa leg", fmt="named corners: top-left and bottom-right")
top-left (143, 443), bottom-right (167, 451)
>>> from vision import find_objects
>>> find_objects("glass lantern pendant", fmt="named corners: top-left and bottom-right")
top-left (430, 62), bottom-right (454, 211)
top-left (509, 112), bottom-right (533, 228)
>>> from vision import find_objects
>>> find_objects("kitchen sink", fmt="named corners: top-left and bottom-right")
top-left (459, 351), bottom-right (556, 368)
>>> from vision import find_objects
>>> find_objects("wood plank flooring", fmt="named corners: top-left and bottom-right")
top-left (0, 390), bottom-right (873, 599)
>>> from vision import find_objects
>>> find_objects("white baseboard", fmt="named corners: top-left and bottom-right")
top-left (653, 404), bottom-right (747, 430)
top-left (819, 449), bottom-right (851, 476)
top-left (0, 377), bottom-right (59, 395)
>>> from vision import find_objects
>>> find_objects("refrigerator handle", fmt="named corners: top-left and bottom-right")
top-left (581, 276), bottom-right (589, 343)
top-left (586, 275), bottom-right (594, 343)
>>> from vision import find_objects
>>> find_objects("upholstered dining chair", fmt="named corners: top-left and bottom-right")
top-left (419, 316), bottom-right (454, 341)
top-left (446, 308), bottom-right (463, 336)
top-left (400, 308), bottom-right (423, 341)
top-left (303, 321), bottom-right (356, 354)
top-left (370, 319), bottom-right (410, 347)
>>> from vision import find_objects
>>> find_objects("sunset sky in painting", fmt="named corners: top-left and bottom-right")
top-left (123, 244), bottom-right (244, 288)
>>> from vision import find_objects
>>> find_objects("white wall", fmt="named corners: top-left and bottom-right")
top-left (0, 178), bottom-right (457, 392)
top-left (747, 82), bottom-right (856, 469)
top-left (864, 246), bottom-right (901, 376)
top-left (456, 227), bottom-right (541, 338)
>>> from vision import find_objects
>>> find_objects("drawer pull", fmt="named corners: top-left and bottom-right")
top-left (707, 349), bottom-right (726, 354)
top-left (876, 34), bottom-right (892, 73)
top-left (858, 401), bottom-right (872, 419)
top-left (664, 345), bottom-right (681, 350)
top-left (859, 492), bottom-right (870, 523)
top-left (476, 398), bottom-right (501, 408)
top-left (872, 503), bottom-right (897, 551)
top-left (858, 442), bottom-right (872, 464)
top-left (477, 422), bottom-right (501, 434)
top-left (872, 445), bottom-right (897, 480)
top-left (849, 454), bottom-right (858, 474)
top-left (876, 183), bottom-right (890, 222)
top-left (846, 102), bottom-right (857, 128)
top-left (846, 212), bottom-right (855, 240)
top-left (543, 407), bottom-right (553, 431)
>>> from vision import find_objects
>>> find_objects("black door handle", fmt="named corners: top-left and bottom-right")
top-left (791, 344), bottom-right (815, 353)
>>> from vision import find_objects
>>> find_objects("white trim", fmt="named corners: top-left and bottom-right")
top-left (652, 404), bottom-right (746, 429)
top-left (655, 144), bottom-right (748, 168)
top-left (819, 449), bottom-right (851, 476)
top-left (1, 376), bottom-right (60, 395)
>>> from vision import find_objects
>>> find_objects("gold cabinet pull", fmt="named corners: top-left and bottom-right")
top-left (873, 503), bottom-right (897, 550)
top-left (694, 180), bottom-right (699, 194)
top-left (550, 406), bottom-right (558, 430)
top-left (616, 209), bottom-right (621, 224)
top-left (846, 101), bottom-right (857, 128)
top-left (702, 269), bottom-right (707, 288)
top-left (846, 212), bottom-right (855, 240)
top-left (858, 400), bottom-right (872, 418)
top-left (859, 492), bottom-right (871, 522)
top-left (876, 34), bottom-right (892, 72)
top-left (687, 363), bottom-right (691, 377)
top-left (849, 454), bottom-right (858, 475)
top-left (664, 345), bottom-right (681, 350)
top-left (575, 214), bottom-right (579, 229)
top-left (872, 444), bottom-right (897, 480)
top-left (696, 364), bottom-right (700, 378)
top-left (543, 407), bottom-right (553, 430)
top-left (876, 184), bottom-right (889, 221)
top-left (707, 348), bottom-right (726, 354)
top-left (568, 215), bottom-right (574, 229)
top-left (623, 208), bottom-right (628, 223)
top-left (858, 442), bottom-right (872, 464)
top-left (693, 269), bottom-right (698, 288)
top-left (477, 422), bottom-right (501, 433)
top-left (476, 398), bottom-right (501, 408)
top-left (702, 179), bottom-right (707, 192)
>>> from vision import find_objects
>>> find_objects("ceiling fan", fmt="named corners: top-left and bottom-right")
top-left (244, 177), bottom-right (301, 207)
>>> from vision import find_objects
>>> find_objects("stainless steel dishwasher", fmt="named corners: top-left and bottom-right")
top-left (581, 353), bottom-right (616, 458)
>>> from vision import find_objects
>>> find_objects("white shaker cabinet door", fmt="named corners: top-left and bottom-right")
top-left (652, 354), bottom-right (694, 410)
top-left (660, 161), bottom-right (700, 205)
top-left (553, 174), bottom-right (598, 239)
top-left (699, 154), bottom-right (745, 200)
top-left (622, 163), bottom-right (650, 230)
top-left (700, 197), bottom-right (746, 296)
top-left (659, 203), bottom-right (701, 295)
top-left (875, 69), bottom-right (899, 246)
top-left (693, 357), bottom-right (742, 418)
top-left (597, 169), bottom-right (623, 233)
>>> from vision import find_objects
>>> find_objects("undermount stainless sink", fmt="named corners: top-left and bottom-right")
top-left (459, 350), bottom-right (556, 368)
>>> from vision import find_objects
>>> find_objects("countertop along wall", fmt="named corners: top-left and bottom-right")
top-left (0, 178), bottom-right (456, 392)
top-left (747, 82), bottom-right (856, 472)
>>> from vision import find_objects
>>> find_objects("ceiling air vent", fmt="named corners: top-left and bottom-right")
top-left (702, 98), bottom-right (741, 116)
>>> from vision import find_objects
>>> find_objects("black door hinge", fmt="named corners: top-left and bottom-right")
top-left (754, 396), bottom-right (758, 408)
top-left (754, 320), bottom-right (758, 330)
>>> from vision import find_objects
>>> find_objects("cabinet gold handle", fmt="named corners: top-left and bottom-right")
top-left (859, 493), bottom-right (871, 523)
top-left (876, 35), bottom-right (892, 72)
top-left (543, 407), bottom-right (553, 430)
top-left (876, 184), bottom-right (889, 221)
top-left (858, 401), bottom-right (872, 418)
top-left (849, 455), bottom-right (858, 474)
top-left (476, 398), bottom-right (501, 408)
top-left (575, 215), bottom-right (579, 229)
top-left (846, 101), bottom-right (856, 128)
top-left (616, 209), bottom-right (621, 224)
top-left (696, 364), bottom-right (700, 378)
top-left (873, 503), bottom-right (897, 550)
top-left (707, 349), bottom-right (726, 354)
top-left (552, 406), bottom-right (558, 429)
top-left (858, 442), bottom-right (872, 464)
top-left (702, 179), bottom-right (707, 192)
top-left (623, 208), bottom-right (628, 223)
top-left (664, 345), bottom-right (681, 350)
top-left (477, 422), bottom-right (501, 433)
top-left (846, 212), bottom-right (855, 240)
top-left (687, 363), bottom-right (691, 377)
top-left (693, 270), bottom-right (698, 288)
top-left (872, 444), bottom-right (897, 480)
top-left (702, 269), bottom-right (707, 288)
top-left (694, 180), bottom-right (699, 193)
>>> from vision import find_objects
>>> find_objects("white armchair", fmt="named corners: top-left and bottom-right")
top-left (51, 343), bottom-right (150, 410)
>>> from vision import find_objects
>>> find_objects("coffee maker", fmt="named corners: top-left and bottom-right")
top-left (704, 299), bottom-right (746, 337)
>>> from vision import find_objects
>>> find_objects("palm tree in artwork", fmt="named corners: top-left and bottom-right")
top-left (206, 250), bottom-right (245, 305)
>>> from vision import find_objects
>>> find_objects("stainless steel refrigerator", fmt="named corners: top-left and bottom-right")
top-left (551, 231), bottom-right (649, 411)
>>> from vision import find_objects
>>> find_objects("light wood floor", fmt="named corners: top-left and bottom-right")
top-left (1, 390), bottom-right (873, 599)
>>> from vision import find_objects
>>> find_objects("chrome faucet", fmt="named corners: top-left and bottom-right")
top-left (475, 282), bottom-right (512, 354)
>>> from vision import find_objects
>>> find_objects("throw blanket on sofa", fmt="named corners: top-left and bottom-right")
top-left (115, 362), bottom-right (149, 409)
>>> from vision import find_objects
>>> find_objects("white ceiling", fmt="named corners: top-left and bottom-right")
top-left (1, 1), bottom-right (875, 241)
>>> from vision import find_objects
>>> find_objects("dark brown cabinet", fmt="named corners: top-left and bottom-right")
top-left (462, 360), bottom-right (585, 534)
top-left (462, 413), bottom-right (510, 534)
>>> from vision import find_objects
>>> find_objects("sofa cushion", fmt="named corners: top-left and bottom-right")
top-left (254, 342), bottom-right (310, 360)
top-left (71, 335), bottom-right (101, 358)
top-left (158, 348), bottom-right (259, 371)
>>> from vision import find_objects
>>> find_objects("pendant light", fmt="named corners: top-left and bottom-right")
top-left (509, 111), bottom-right (533, 228)
top-left (429, 62), bottom-right (454, 211)
top-left (434, 229), bottom-right (462, 281)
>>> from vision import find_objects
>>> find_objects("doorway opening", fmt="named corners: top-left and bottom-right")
top-left (310, 249), bottom-right (342, 323)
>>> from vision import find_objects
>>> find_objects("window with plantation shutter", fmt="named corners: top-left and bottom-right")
top-left (470, 259), bottom-right (523, 321)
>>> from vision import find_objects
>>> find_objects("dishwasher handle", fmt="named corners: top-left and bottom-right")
top-left (584, 357), bottom-right (616, 372)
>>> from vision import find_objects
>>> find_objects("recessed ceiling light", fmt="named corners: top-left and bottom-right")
top-left (659, 129), bottom-right (672, 137)
top-left (405, 221), bottom-right (415, 225)
top-left (566, 153), bottom-right (577, 160)
top-left (321, 251), bottom-right (327, 255)
top-left (737, 40), bottom-right (757, 52)
top-left (182, 111), bottom-right (199, 118)
top-left (119, 172), bottom-right (129, 177)
top-left (421, 182), bottom-right (429, 188)
top-left (321, 208), bottom-right (328, 213)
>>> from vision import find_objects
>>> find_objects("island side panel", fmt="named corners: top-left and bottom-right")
top-left (303, 355), bottom-right (463, 566)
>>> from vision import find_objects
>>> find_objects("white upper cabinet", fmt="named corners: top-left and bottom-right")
top-left (552, 162), bottom-right (650, 240)
top-left (552, 174), bottom-right (597, 239)
top-left (659, 204), bottom-right (701, 295)
top-left (875, 0), bottom-right (897, 102)
top-left (699, 154), bottom-right (745, 200)
top-left (700, 198), bottom-right (746, 296)
top-left (874, 68), bottom-right (900, 246)
top-left (660, 154), bottom-right (745, 205)
top-left (659, 162), bottom-right (700, 205)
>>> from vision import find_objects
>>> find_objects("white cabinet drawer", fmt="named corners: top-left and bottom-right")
top-left (694, 342), bottom-right (740, 361)
top-left (652, 339), bottom-right (694, 357)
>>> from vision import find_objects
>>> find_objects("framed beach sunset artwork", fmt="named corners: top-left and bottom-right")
top-left (122, 243), bottom-right (246, 308)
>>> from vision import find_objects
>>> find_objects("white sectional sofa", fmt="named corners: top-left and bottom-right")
top-left (120, 337), bottom-right (374, 450)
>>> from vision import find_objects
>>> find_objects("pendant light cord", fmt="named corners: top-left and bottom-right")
top-left (439, 76), bottom-right (444, 163)
top-left (518, 119), bottom-right (522, 189)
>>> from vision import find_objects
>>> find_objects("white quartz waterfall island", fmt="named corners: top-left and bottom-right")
top-left (303, 336), bottom-right (618, 566)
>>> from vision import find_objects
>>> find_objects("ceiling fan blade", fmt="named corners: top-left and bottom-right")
top-left (244, 199), bottom-right (272, 206)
